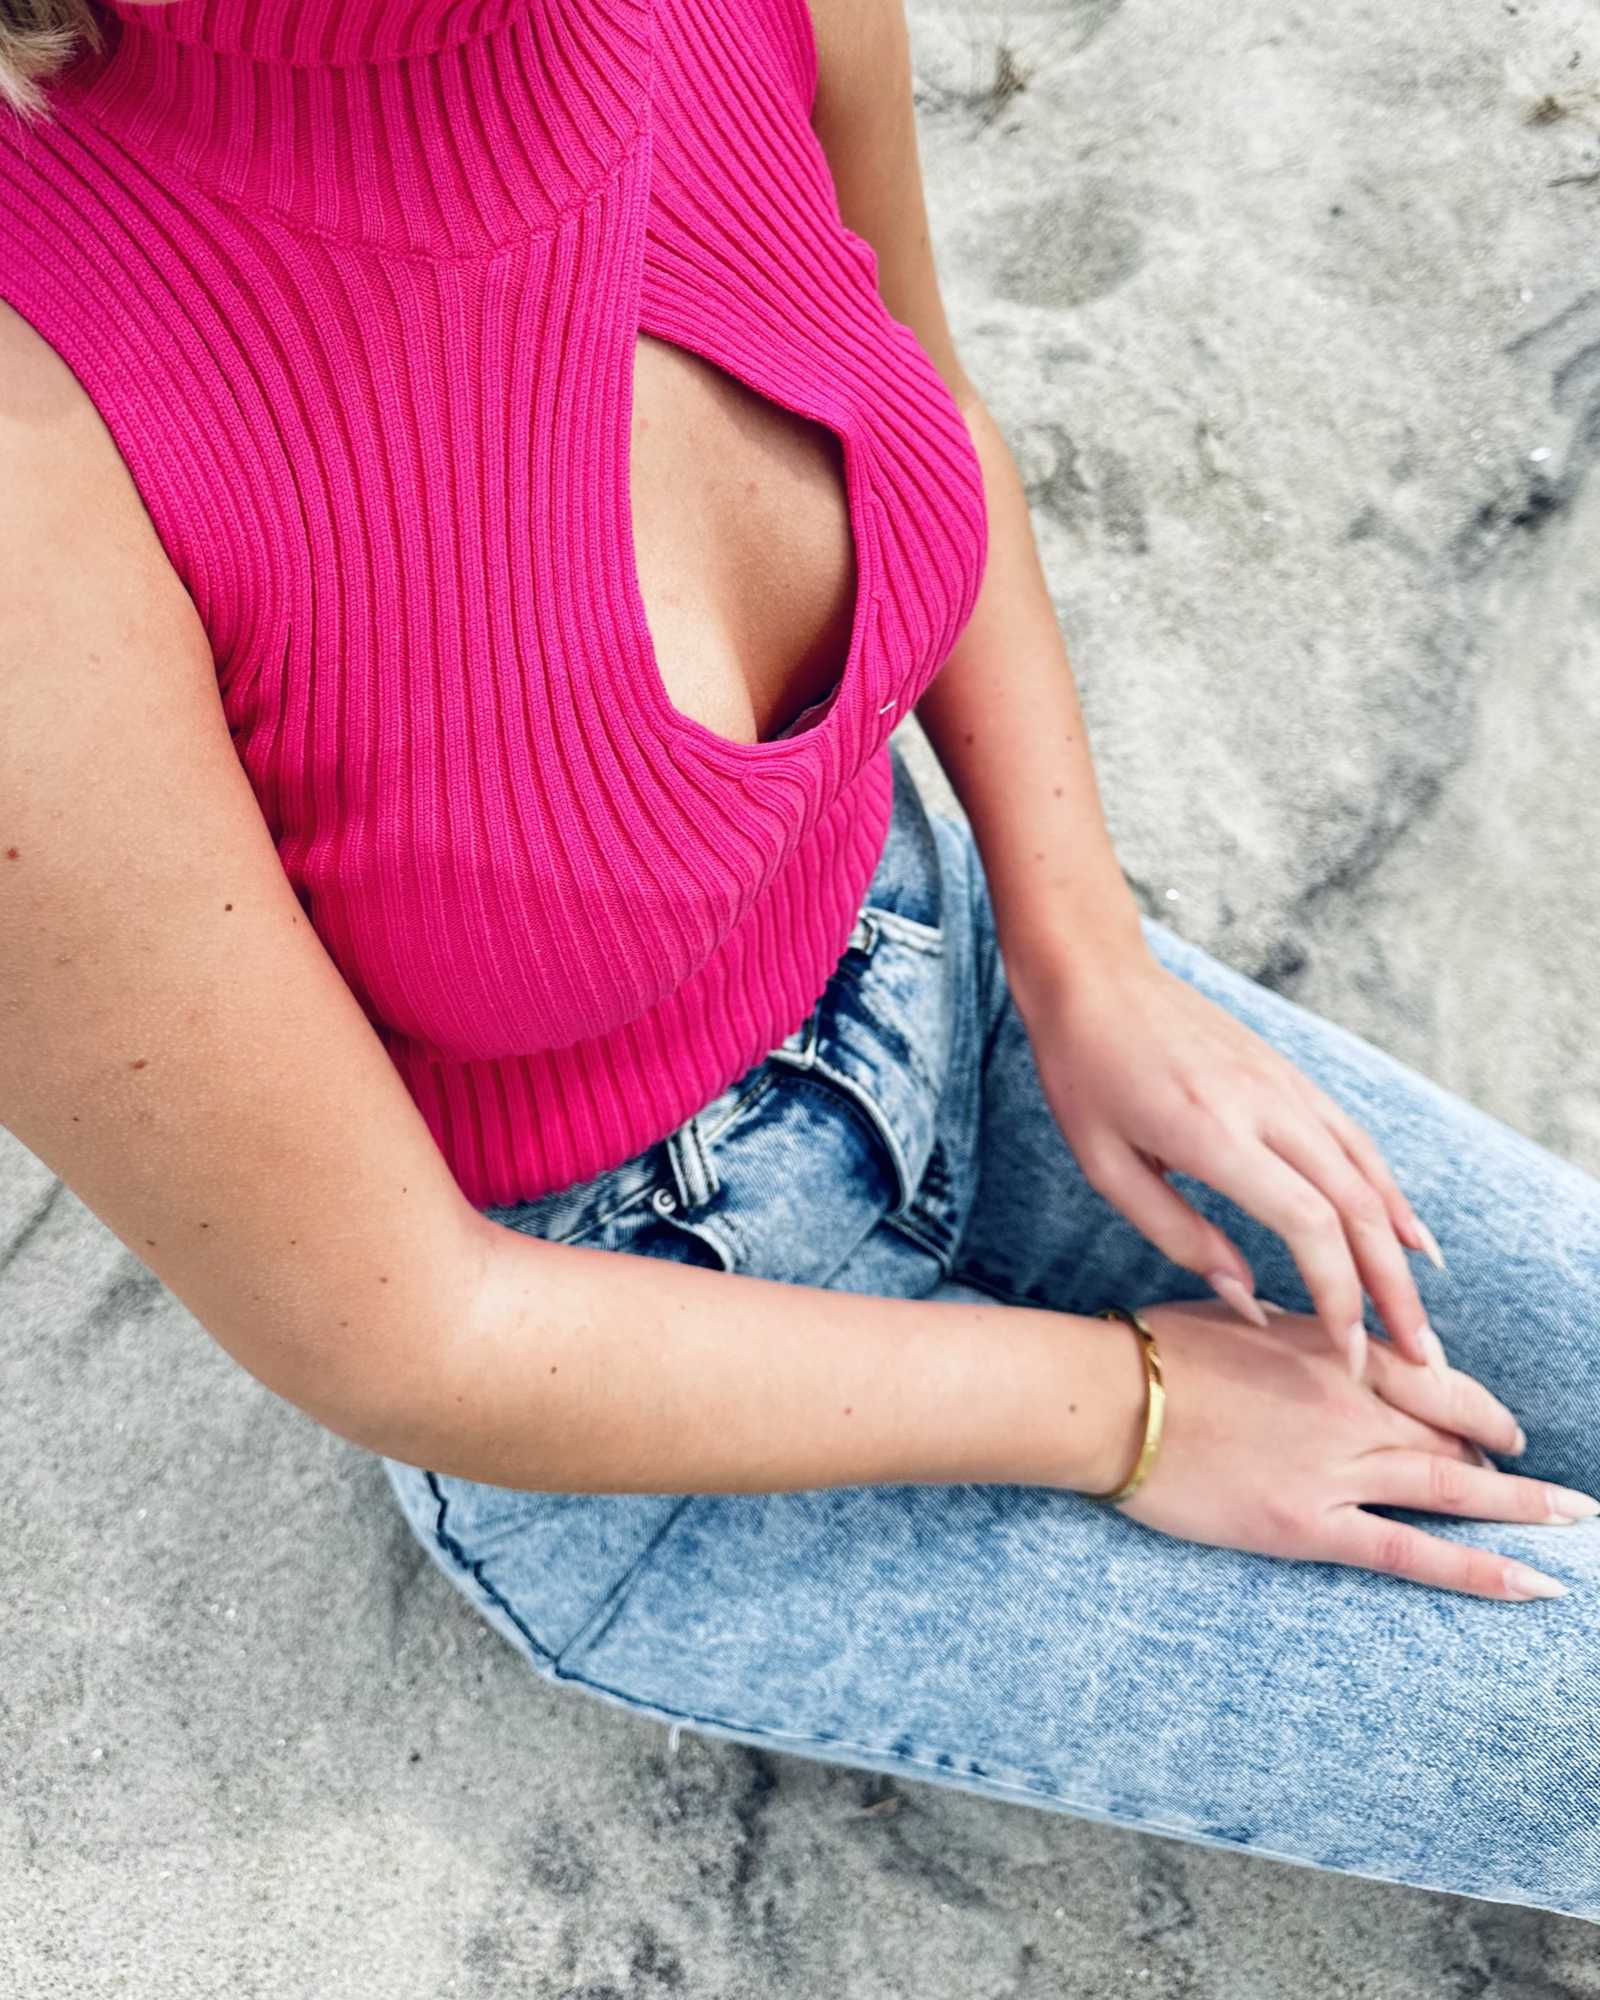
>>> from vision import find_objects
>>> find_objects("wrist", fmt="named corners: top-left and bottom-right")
top-left (999, 902), bottom-right (1150, 1027)
top-left (1079, 1309), bottom-right (1166, 1503)
top-left (998, 1308), bottom-right (1151, 1493)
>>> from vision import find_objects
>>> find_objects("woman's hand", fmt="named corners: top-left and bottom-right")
top-left (1022, 945), bottom-right (1442, 1374)
top-left (1117, 1301), bottom-right (1594, 1599)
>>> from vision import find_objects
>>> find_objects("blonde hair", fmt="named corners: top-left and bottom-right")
top-left (0, 0), bottom-right (98, 116)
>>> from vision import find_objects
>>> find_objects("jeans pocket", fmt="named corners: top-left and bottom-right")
top-left (772, 905), bottom-right (954, 1215)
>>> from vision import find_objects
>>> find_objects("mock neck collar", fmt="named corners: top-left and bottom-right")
top-left (69, 0), bottom-right (653, 258)
top-left (95, 0), bottom-right (535, 67)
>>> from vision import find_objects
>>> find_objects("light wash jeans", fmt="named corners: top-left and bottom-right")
top-left (387, 753), bottom-right (1600, 1921)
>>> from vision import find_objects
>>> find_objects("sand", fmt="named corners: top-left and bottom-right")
top-left (2, 0), bottom-right (1597, 1990)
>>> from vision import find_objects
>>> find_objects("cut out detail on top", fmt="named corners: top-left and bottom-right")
top-left (627, 332), bottom-right (859, 746)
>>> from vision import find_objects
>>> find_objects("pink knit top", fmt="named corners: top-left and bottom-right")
top-left (0, 0), bottom-right (987, 1204)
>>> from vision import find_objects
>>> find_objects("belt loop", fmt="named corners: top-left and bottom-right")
top-left (666, 1115), bottom-right (720, 1213)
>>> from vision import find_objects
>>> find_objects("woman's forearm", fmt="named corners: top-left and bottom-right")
top-left (339, 1219), bottom-right (1148, 1498)
top-left (917, 391), bottom-right (1148, 1009)
top-left (918, 390), bottom-right (1447, 1360)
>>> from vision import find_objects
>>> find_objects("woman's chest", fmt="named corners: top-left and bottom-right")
top-left (627, 330), bottom-right (858, 746)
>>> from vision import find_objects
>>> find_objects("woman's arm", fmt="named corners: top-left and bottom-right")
top-left (0, 230), bottom-right (1571, 1596)
top-left (0, 297), bottom-right (1149, 1499)
top-left (808, 0), bottom-right (1442, 1376)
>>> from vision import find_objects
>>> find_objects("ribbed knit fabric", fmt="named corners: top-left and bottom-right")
top-left (0, 0), bottom-right (988, 1203)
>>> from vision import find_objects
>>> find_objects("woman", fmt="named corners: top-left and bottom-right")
top-left (0, 0), bottom-right (1596, 1929)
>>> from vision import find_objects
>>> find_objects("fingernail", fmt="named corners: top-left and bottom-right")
top-left (1415, 1319), bottom-right (1448, 1372)
top-left (1414, 1220), bottom-right (1447, 1271)
top-left (1511, 1425), bottom-right (1529, 1457)
top-left (1504, 1565), bottom-right (1567, 1601)
top-left (1342, 1320), bottom-right (1368, 1379)
top-left (1207, 1271), bottom-right (1270, 1328)
top-left (1545, 1487), bottom-right (1600, 1524)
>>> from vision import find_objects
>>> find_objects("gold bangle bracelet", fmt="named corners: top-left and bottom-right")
top-left (1081, 1307), bottom-right (1166, 1505)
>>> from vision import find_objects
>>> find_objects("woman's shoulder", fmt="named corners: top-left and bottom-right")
top-left (1, 293), bottom-right (102, 436)
top-left (0, 296), bottom-right (184, 607)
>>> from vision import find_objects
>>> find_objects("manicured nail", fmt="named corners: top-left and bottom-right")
top-left (1504, 1565), bottom-right (1567, 1601)
top-left (1207, 1271), bottom-right (1270, 1328)
top-left (1413, 1220), bottom-right (1447, 1271)
top-left (1414, 1319), bottom-right (1448, 1373)
top-left (1545, 1487), bottom-right (1600, 1524)
top-left (1342, 1320), bottom-right (1368, 1379)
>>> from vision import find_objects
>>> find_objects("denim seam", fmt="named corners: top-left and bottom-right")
top-left (858, 905), bottom-right (945, 954)
top-left (976, 966), bottom-right (1017, 1076)
top-left (494, 1171), bottom-right (656, 1249)
top-left (697, 1068), bottom-right (780, 1146)
top-left (537, 1656), bottom-right (1195, 1839)
top-left (668, 1117), bottom-right (721, 1211)
top-left (424, 1472), bottom-right (557, 1665)
top-left (943, 1260), bottom-right (1042, 1312)
top-left (664, 1207), bottom-right (746, 1272)
top-left (763, 1065), bottom-right (913, 1214)
top-left (548, 1495), bottom-right (698, 1668)
top-left (881, 1206), bottom-right (956, 1273)
top-left (530, 1661), bottom-right (1585, 1917)
top-left (563, 1190), bottom-right (658, 1247)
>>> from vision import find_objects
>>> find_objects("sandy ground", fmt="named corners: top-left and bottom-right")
top-left (3, 0), bottom-right (1599, 1992)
